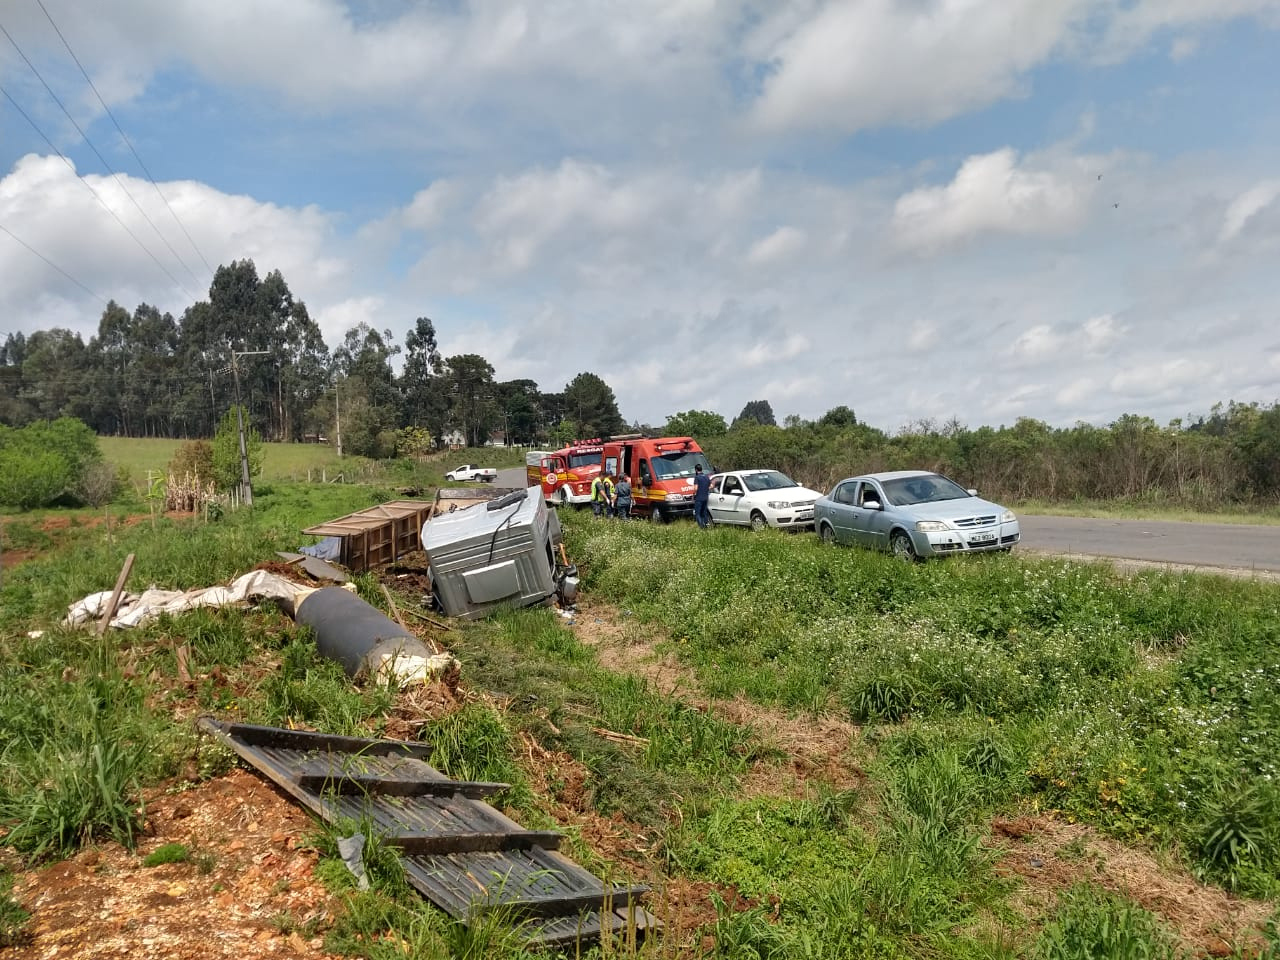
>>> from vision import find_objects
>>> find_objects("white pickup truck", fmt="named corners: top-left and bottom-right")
top-left (445, 464), bottom-right (498, 482)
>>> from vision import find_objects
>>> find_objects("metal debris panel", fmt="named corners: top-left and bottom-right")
top-left (198, 718), bottom-right (658, 948)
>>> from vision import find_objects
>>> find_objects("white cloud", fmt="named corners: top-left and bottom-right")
top-left (747, 226), bottom-right (806, 265)
top-left (402, 181), bottom-right (460, 232)
top-left (1218, 180), bottom-right (1280, 244)
top-left (1055, 377), bottom-right (1097, 407)
top-left (908, 322), bottom-right (938, 353)
top-left (893, 148), bottom-right (1091, 252)
top-left (1110, 358), bottom-right (1215, 397)
top-left (750, 0), bottom-right (1085, 135)
top-left (1082, 314), bottom-right (1124, 352)
top-left (0, 153), bottom-right (343, 337)
top-left (1169, 36), bottom-right (1200, 60)
top-left (1011, 324), bottom-right (1068, 362)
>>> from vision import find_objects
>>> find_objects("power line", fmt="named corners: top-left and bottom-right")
top-left (0, 221), bottom-right (108, 305)
top-left (0, 22), bottom-right (200, 301)
top-left (0, 17), bottom-right (202, 291)
top-left (33, 0), bottom-right (213, 276)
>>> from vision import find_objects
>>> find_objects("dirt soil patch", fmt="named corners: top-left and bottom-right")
top-left (3, 769), bottom-right (343, 960)
top-left (570, 599), bottom-right (864, 796)
top-left (991, 814), bottom-right (1273, 955)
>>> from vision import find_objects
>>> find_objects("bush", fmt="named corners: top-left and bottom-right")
top-left (74, 460), bottom-right (121, 507)
top-left (1035, 885), bottom-right (1179, 960)
top-left (168, 440), bottom-right (215, 483)
top-left (0, 418), bottom-right (102, 509)
top-left (211, 406), bottom-right (263, 491)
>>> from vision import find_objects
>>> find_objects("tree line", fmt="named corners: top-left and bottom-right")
top-left (680, 401), bottom-right (1280, 506)
top-left (0, 260), bottom-right (628, 457)
top-left (3, 258), bottom-right (1278, 505)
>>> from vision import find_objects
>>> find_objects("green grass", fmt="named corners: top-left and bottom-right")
top-left (143, 842), bottom-right (191, 867)
top-left (5, 476), bottom-right (1280, 958)
top-left (1013, 497), bottom-right (1280, 525)
top-left (566, 512), bottom-right (1280, 899)
top-left (97, 437), bottom-right (526, 493)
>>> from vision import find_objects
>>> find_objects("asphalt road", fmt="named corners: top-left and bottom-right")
top-left (496, 466), bottom-right (532, 489)
top-left (1018, 514), bottom-right (1280, 572)
top-left (497, 467), bottom-right (1279, 572)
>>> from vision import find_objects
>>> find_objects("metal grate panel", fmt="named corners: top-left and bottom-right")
top-left (198, 718), bottom-right (657, 948)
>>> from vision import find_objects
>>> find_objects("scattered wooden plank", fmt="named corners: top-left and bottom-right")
top-left (97, 552), bottom-right (135, 636)
top-left (591, 727), bottom-right (650, 747)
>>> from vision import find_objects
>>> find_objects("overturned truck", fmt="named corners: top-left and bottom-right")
top-left (423, 486), bottom-right (575, 619)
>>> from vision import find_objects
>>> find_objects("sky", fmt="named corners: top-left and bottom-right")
top-left (1, 0), bottom-right (1279, 434)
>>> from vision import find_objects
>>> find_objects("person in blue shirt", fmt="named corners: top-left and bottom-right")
top-left (693, 464), bottom-right (712, 528)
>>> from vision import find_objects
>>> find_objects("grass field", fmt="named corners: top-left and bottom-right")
top-left (97, 436), bottom-right (525, 493)
top-left (2, 484), bottom-right (1280, 957)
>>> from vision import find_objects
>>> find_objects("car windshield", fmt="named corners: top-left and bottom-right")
top-left (881, 474), bottom-right (970, 506)
top-left (652, 451), bottom-right (712, 480)
top-left (743, 471), bottom-right (798, 492)
top-left (568, 452), bottom-right (599, 469)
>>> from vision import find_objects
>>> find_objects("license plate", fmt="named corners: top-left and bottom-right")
top-left (969, 531), bottom-right (996, 544)
top-left (796, 510), bottom-right (813, 519)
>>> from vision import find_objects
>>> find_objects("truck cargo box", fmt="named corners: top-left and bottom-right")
top-left (422, 486), bottom-right (557, 619)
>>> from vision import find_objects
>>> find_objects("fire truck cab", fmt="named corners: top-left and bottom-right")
top-left (600, 436), bottom-right (712, 523)
top-left (528, 441), bottom-right (604, 505)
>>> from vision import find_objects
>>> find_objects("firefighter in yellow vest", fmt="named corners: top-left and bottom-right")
top-left (591, 473), bottom-right (615, 518)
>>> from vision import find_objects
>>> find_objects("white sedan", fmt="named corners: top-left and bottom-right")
top-left (708, 469), bottom-right (823, 531)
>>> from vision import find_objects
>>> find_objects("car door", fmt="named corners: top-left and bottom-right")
top-left (716, 474), bottom-right (748, 524)
top-left (858, 481), bottom-right (895, 549)
top-left (825, 480), bottom-right (860, 543)
top-left (707, 476), bottom-right (728, 522)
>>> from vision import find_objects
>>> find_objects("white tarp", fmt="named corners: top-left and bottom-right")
top-left (63, 570), bottom-right (336, 630)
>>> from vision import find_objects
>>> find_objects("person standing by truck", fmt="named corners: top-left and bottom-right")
top-left (693, 463), bottom-right (712, 528)
top-left (613, 473), bottom-right (632, 519)
top-left (591, 473), bottom-right (614, 517)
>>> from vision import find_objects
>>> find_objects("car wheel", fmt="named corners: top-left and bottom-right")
top-left (650, 506), bottom-right (665, 524)
top-left (749, 511), bottom-right (768, 532)
top-left (819, 523), bottom-right (836, 545)
top-left (890, 530), bottom-right (918, 562)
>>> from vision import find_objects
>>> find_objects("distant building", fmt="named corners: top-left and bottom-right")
top-left (486, 431), bottom-right (507, 447)
top-left (441, 429), bottom-right (466, 449)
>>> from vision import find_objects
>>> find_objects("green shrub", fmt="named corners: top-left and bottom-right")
top-left (168, 439), bottom-right (215, 484)
top-left (0, 418), bottom-right (101, 509)
top-left (1035, 885), bottom-right (1180, 960)
top-left (211, 405), bottom-right (263, 491)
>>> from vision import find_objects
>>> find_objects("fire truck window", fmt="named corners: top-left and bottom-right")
top-left (605, 456), bottom-right (619, 476)
top-left (639, 460), bottom-right (652, 486)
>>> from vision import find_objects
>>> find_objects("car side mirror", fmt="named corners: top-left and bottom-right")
top-left (863, 500), bottom-right (882, 511)
top-left (967, 488), bottom-right (977, 496)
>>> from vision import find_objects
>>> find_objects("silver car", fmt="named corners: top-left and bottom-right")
top-left (814, 470), bottom-right (1020, 560)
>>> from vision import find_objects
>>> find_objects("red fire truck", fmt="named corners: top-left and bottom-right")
top-left (526, 440), bottom-right (606, 506)
top-left (599, 435), bottom-right (711, 522)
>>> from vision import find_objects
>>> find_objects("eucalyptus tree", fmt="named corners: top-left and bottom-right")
top-left (399, 317), bottom-right (448, 440)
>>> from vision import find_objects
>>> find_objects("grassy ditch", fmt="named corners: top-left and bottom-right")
top-left (566, 515), bottom-right (1280, 896)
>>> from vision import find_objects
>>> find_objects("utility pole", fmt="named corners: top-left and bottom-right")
top-left (230, 349), bottom-right (270, 507)
top-left (334, 377), bottom-right (343, 457)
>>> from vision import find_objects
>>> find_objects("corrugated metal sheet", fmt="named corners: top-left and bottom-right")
top-left (198, 719), bottom-right (658, 948)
